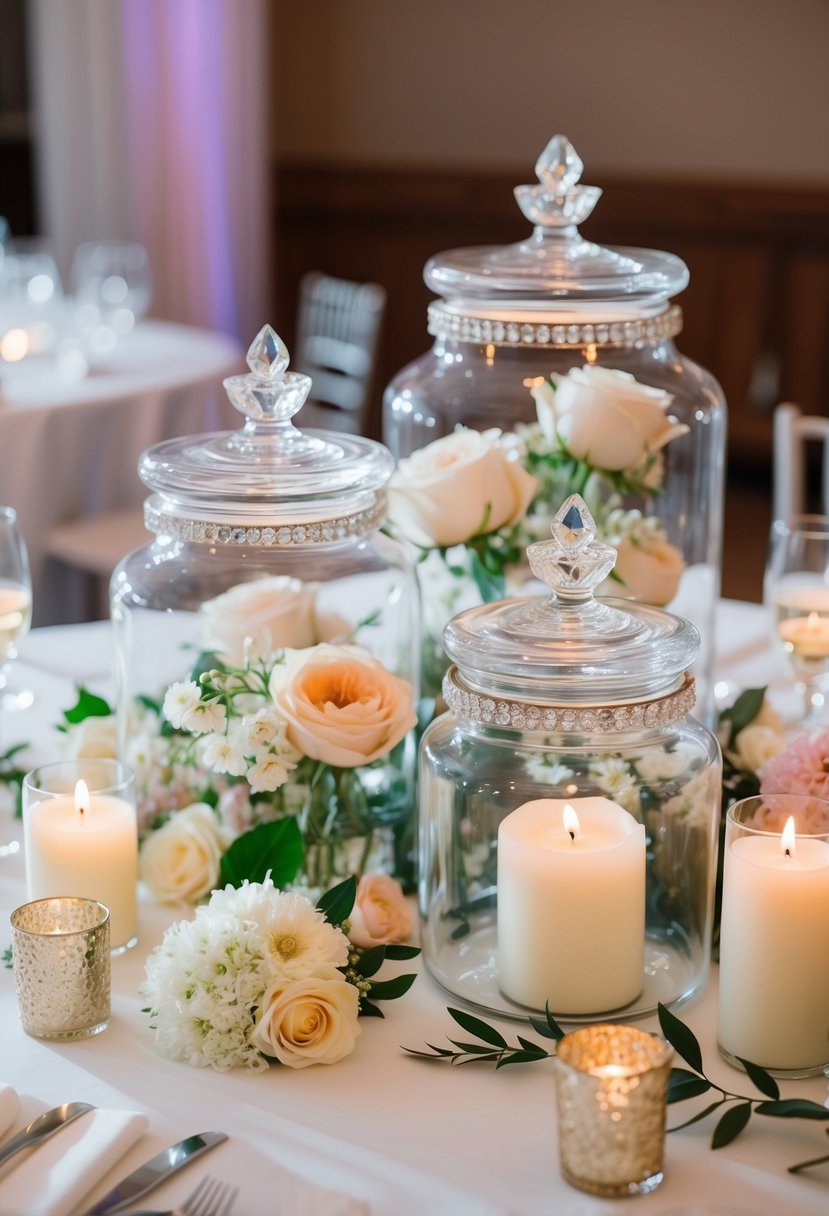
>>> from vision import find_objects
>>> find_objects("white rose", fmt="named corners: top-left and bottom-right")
top-left (634, 744), bottom-right (699, 784)
top-left (532, 366), bottom-right (688, 473)
top-left (63, 715), bottom-right (118, 761)
top-left (199, 577), bottom-right (349, 666)
top-left (249, 964), bottom-right (361, 1068)
top-left (139, 802), bottom-right (232, 903)
top-left (608, 533), bottom-right (685, 607)
top-left (387, 427), bottom-right (538, 548)
top-left (731, 724), bottom-right (786, 775)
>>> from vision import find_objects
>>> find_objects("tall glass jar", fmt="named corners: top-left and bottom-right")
top-left (383, 136), bottom-right (725, 723)
top-left (111, 326), bottom-right (419, 886)
top-left (418, 495), bottom-right (721, 1023)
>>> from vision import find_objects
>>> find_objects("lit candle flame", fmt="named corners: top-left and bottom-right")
top-left (781, 815), bottom-right (796, 858)
top-left (74, 779), bottom-right (90, 816)
top-left (563, 803), bottom-right (579, 842)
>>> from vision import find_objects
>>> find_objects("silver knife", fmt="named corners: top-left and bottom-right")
top-left (79, 1131), bottom-right (228, 1216)
top-left (0, 1102), bottom-right (95, 1169)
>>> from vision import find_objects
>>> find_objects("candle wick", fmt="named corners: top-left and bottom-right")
top-left (784, 846), bottom-right (791, 857)
top-left (568, 829), bottom-right (575, 841)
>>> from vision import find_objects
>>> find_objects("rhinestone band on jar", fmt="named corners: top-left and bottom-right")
top-left (143, 496), bottom-right (386, 546)
top-left (442, 667), bottom-right (696, 733)
top-left (427, 304), bottom-right (683, 349)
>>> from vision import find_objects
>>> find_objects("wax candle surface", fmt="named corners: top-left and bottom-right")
top-left (497, 796), bottom-right (646, 1014)
top-left (718, 822), bottom-right (829, 1071)
top-left (24, 782), bottom-right (138, 949)
top-left (778, 611), bottom-right (829, 660)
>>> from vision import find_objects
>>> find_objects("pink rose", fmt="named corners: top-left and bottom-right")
top-left (349, 873), bottom-right (413, 948)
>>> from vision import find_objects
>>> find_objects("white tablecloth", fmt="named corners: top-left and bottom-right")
top-left (0, 321), bottom-right (243, 626)
top-left (0, 603), bottom-right (827, 1215)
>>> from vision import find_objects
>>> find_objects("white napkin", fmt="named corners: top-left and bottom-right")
top-left (0, 1107), bottom-right (148, 1216)
top-left (0, 1089), bottom-right (20, 1140)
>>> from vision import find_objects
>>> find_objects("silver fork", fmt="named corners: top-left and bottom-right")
top-left (129, 1175), bottom-right (238, 1216)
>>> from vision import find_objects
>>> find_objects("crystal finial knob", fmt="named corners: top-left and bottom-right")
top-left (514, 135), bottom-right (602, 229)
top-left (223, 324), bottom-right (312, 425)
top-left (527, 494), bottom-right (617, 601)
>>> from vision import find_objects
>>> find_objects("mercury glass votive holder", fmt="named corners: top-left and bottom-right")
top-left (553, 1023), bottom-right (674, 1197)
top-left (10, 897), bottom-right (111, 1040)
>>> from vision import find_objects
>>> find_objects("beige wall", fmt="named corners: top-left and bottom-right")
top-left (272, 0), bottom-right (829, 181)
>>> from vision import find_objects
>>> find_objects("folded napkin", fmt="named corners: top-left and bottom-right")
top-left (0, 1107), bottom-right (148, 1216)
top-left (0, 1089), bottom-right (20, 1140)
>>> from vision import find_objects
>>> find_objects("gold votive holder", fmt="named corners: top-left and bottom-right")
top-left (10, 897), bottom-right (111, 1040)
top-left (553, 1023), bottom-right (673, 1197)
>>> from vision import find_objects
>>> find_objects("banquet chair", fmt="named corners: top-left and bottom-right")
top-left (773, 402), bottom-right (829, 521)
top-left (44, 507), bottom-right (149, 621)
top-left (293, 271), bottom-right (387, 436)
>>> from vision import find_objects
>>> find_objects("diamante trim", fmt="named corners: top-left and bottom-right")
top-left (143, 495), bottom-right (386, 546)
top-left (427, 304), bottom-right (683, 349)
top-left (442, 667), bottom-right (696, 733)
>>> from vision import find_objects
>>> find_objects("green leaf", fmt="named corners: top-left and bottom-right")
top-left (657, 1002), bottom-right (703, 1074)
top-left (712, 1102), bottom-right (752, 1149)
top-left (355, 945), bottom-right (387, 978)
top-left (448, 1040), bottom-right (501, 1056)
top-left (368, 973), bottom-right (417, 1001)
top-left (450, 920), bottom-right (470, 941)
top-left (719, 687), bottom-right (765, 740)
top-left (357, 999), bottom-right (384, 1019)
top-left (667, 1069), bottom-right (712, 1103)
top-left (527, 1004), bottom-right (566, 1042)
top-left (447, 1007), bottom-right (508, 1048)
top-left (219, 818), bottom-right (303, 889)
top-left (0, 743), bottom-right (27, 763)
top-left (316, 874), bottom-right (357, 925)
top-left (2, 946), bottom-right (11, 970)
top-left (383, 944), bottom-right (421, 960)
top-left (468, 550), bottom-right (505, 604)
top-left (517, 1035), bottom-right (545, 1053)
top-left (495, 1050), bottom-right (548, 1068)
top-left (668, 1098), bottom-right (727, 1133)
top-left (756, 1099), bottom-right (829, 1120)
top-left (63, 686), bottom-right (113, 724)
top-left (736, 1057), bottom-right (780, 1101)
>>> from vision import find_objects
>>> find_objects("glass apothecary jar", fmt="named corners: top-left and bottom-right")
top-left (384, 135), bottom-right (726, 724)
top-left (419, 495), bottom-right (721, 1023)
top-left (111, 326), bottom-right (419, 887)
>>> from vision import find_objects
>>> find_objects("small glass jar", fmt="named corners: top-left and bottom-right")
top-left (384, 135), bottom-right (726, 723)
top-left (419, 495), bottom-right (721, 1022)
top-left (111, 326), bottom-right (419, 884)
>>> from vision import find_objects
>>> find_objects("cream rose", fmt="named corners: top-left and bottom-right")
top-left (532, 366), bottom-right (688, 473)
top-left (138, 802), bottom-right (232, 904)
top-left (249, 964), bottom-right (360, 1068)
top-left (63, 715), bottom-right (119, 761)
top-left (730, 724), bottom-right (786, 775)
top-left (348, 873), bottom-right (413, 948)
top-left (609, 533), bottom-right (685, 607)
top-left (269, 644), bottom-right (417, 768)
top-left (387, 427), bottom-right (538, 548)
top-left (199, 577), bottom-right (348, 666)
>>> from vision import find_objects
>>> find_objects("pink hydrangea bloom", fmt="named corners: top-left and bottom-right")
top-left (758, 728), bottom-right (829, 831)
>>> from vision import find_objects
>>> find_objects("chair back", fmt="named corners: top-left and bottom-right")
top-left (294, 272), bottom-right (387, 435)
top-left (773, 402), bottom-right (829, 520)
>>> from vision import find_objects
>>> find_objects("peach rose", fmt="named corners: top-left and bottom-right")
top-left (269, 644), bottom-right (417, 768)
top-left (249, 965), bottom-right (360, 1068)
top-left (348, 873), bottom-right (413, 948)
top-left (387, 427), bottom-right (538, 548)
top-left (138, 803), bottom-right (232, 903)
top-left (199, 576), bottom-right (348, 666)
top-left (609, 533), bottom-right (686, 607)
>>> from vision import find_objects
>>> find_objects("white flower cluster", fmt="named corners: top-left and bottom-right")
top-left (162, 680), bottom-right (301, 796)
top-left (141, 878), bottom-right (360, 1072)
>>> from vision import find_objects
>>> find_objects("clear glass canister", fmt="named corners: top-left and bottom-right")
top-left (418, 495), bottom-right (721, 1022)
top-left (111, 326), bottom-right (419, 886)
top-left (383, 135), bottom-right (726, 724)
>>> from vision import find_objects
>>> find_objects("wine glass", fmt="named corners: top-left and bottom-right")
top-left (764, 514), bottom-right (829, 724)
top-left (70, 240), bottom-right (151, 354)
top-left (0, 506), bottom-right (33, 713)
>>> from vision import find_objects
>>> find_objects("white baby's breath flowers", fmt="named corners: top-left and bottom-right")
top-left (247, 753), bottom-right (292, 794)
top-left (201, 730), bottom-right (248, 778)
top-left (525, 755), bottom-right (575, 785)
top-left (588, 757), bottom-right (641, 815)
top-left (162, 680), bottom-right (202, 729)
top-left (181, 698), bottom-right (227, 736)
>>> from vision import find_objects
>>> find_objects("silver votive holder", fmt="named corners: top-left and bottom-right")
top-left (10, 897), bottom-right (111, 1039)
top-left (553, 1023), bottom-right (674, 1197)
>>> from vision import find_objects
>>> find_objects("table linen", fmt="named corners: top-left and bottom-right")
top-left (0, 604), bottom-right (827, 1215)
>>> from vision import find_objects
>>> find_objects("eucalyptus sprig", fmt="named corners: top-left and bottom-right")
top-left (405, 1003), bottom-right (562, 1067)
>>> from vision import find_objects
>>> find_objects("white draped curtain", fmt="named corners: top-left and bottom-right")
top-left (28, 0), bottom-right (269, 343)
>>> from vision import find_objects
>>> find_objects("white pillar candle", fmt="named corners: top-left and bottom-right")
top-left (778, 611), bottom-right (829, 660)
top-left (24, 779), bottom-right (138, 950)
top-left (497, 796), bottom-right (646, 1014)
top-left (718, 817), bottom-right (829, 1072)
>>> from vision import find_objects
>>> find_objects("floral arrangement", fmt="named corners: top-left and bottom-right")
top-left (142, 873), bottom-right (418, 1072)
top-left (57, 622), bottom-right (418, 899)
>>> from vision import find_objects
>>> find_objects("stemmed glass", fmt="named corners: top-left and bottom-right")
top-left (70, 240), bottom-right (151, 354)
top-left (0, 506), bottom-right (33, 713)
top-left (764, 515), bottom-right (829, 724)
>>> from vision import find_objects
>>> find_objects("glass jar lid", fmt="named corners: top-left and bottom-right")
top-left (138, 325), bottom-right (394, 541)
top-left (424, 136), bottom-right (688, 309)
top-left (442, 495), bottom-right (699, 722)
